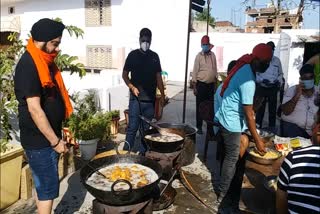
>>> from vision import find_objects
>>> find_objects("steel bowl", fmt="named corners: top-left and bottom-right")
top-left (244, 128), bottom-right (275, 143)
top-left (247, 147), bottom-right (282, 165)
top-left (264, 175), bottom-right (278, 192)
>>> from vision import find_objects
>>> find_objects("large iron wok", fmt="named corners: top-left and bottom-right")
top-left (80, 154), bottom-right (163, 205)
top-left (144, 128), bottom-right (185, 153)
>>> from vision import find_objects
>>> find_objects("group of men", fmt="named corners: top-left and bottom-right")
top-left (13, 17), bottom-right (319, 214)
top-left (192, 35), bottom-right (319, 213)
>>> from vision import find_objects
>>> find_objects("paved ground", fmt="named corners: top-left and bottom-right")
top-left (1, 81), bottom-right (278, 214)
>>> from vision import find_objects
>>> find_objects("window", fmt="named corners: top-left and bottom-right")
top-left (87, 46), bottom-right (112, 68)
top-left (8, 6), bottom-right (15, 14)
top-left (267, 18), bottom-right (273, 23)
top-left (85, 0), bottom-right (111, 26)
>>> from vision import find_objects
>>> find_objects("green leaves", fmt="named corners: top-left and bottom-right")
top-left (55, 53), bottom-right (86, 78)
top-left (65, 25), bottom-right (84, 39)
top-left (67, 92), bottom-right (112, 141)
top-left (0, 33), bottom-right (21, 149)
top-left (110, 110), bottom-right (120, 119)
top-left (53, 17), bottom-right (84, 39)
top-left (194, 8), bottom-right (215, 27)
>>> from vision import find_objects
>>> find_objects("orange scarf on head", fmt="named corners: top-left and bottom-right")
top-left (26, 38), bottom-right (73, 118)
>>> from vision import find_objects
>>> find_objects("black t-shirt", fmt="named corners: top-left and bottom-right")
top-left (14, 51), bottom-right (65, 150)
top-left (123, 49), bottom-right (162, 101)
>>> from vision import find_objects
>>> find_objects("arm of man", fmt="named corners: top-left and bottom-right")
top-left (281, 85), bottom-right (301, 115)
top-left (26, 96), bottom-right (67, 153)
top-left (243, 105), bottom-right (266, 153)
top-left (123, 52), bottom-right (139, 97)
top-left (276, 189), bottom-right (288, 214)
top-left (212, 53), bottom-right (218, 80)
top-left (122, 69), bottom-right (139, 97)
top-left (192, 54), bottom-right (200, 95)
top-left (156, 72), bottom-right (165, 105)
top-left (240, 74), bottom-right (265, 153)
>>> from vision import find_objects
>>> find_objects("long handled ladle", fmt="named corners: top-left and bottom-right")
top-left (139, 115), bottom-right (173, 136)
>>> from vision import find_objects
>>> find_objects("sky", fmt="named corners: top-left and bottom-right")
top-left (210, 0), bottom-right (320, 29)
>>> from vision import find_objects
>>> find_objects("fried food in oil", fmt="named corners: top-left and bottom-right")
top-left (110, 166), bottom-right (132, 181)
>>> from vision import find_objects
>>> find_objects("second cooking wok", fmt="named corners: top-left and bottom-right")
top-left (144, 128), bottom-right (185, 153)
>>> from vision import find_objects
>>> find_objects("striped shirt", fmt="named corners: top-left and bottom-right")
top-left (278, 145), bottom-right (320, 214)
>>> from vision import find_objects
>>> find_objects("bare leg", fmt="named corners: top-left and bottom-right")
top-left (35, 192), bottom-right (53, 214)
top-left (239, 134), bottom-right (249, 158)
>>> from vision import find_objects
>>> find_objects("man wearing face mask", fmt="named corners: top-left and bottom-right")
top-left (14, 18), bottom-right (71, 214)
top-left (280, 64), bottom-right (319, 138)
top-left (192, 35), bottom-right (217, 134)
top-left (122, 28), bottom-right (165, 152)
top-left (214, 43), bottom-right (272, 213)
top-left (255, 41), bottom-right (283, 130)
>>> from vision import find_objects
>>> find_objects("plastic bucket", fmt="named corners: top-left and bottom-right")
top-left (79, 139), bottom-right (99, 160)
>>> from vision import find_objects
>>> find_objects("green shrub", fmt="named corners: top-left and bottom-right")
top-left (67, 92), bottom-right (111, 141)
top-left (110, 110), bottom-right (120, 119)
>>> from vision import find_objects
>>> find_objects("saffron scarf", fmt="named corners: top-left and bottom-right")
top-left (26, 38), bottom-right (73, 118)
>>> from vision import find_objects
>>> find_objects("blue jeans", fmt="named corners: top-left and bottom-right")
top-left (217, 126), bottom-right (243, 209)
top-left (125, 97), bottom-right (155, 152)
top-left (25, 147), bottom-right (59, 200)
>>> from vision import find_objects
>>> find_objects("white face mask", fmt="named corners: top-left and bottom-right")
top-left (140, 42), bottom-right (150, 52)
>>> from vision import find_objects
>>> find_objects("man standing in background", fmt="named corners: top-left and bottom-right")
top-left (122, 28), bottom-right (165, 152)
top-left (255, 41), bottom-right (283, 130)
top-left (192, 35), bottom-right (217, 134)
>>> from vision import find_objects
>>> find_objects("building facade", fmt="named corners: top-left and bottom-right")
top-left (0, 0), bottom-right (189, 81)
top-left (245, 5), bottom-right (302, 33)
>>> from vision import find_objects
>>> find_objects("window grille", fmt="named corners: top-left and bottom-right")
top-left (87, 46), bottom-right (112, 68)
top-left (85, 0), bottom-right (111, 26)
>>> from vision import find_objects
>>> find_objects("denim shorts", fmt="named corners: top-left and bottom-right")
top-left (25, 147), bottom-right (59, 200)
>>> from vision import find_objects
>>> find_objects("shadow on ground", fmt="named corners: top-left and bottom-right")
top-left (54, 171), bottom-right (87, 214)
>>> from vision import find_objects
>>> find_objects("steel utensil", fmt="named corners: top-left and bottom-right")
top-left (139, 115), bottom-right (173, 136)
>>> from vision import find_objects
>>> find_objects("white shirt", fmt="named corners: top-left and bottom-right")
top-left (281, 85), bottom-right (319, 135)
top-left (256, 56), bottom-right (283, 87)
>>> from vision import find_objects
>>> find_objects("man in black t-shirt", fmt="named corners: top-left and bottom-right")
top-left (122, 28), bottom-right (165, 152)
top-left (14, 18), bottom-right (71, 214)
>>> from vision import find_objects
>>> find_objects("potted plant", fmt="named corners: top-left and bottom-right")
top-left (68, 92), bottom-right (111, 160)
top-left (110, 110), bottom-right (120, 136)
